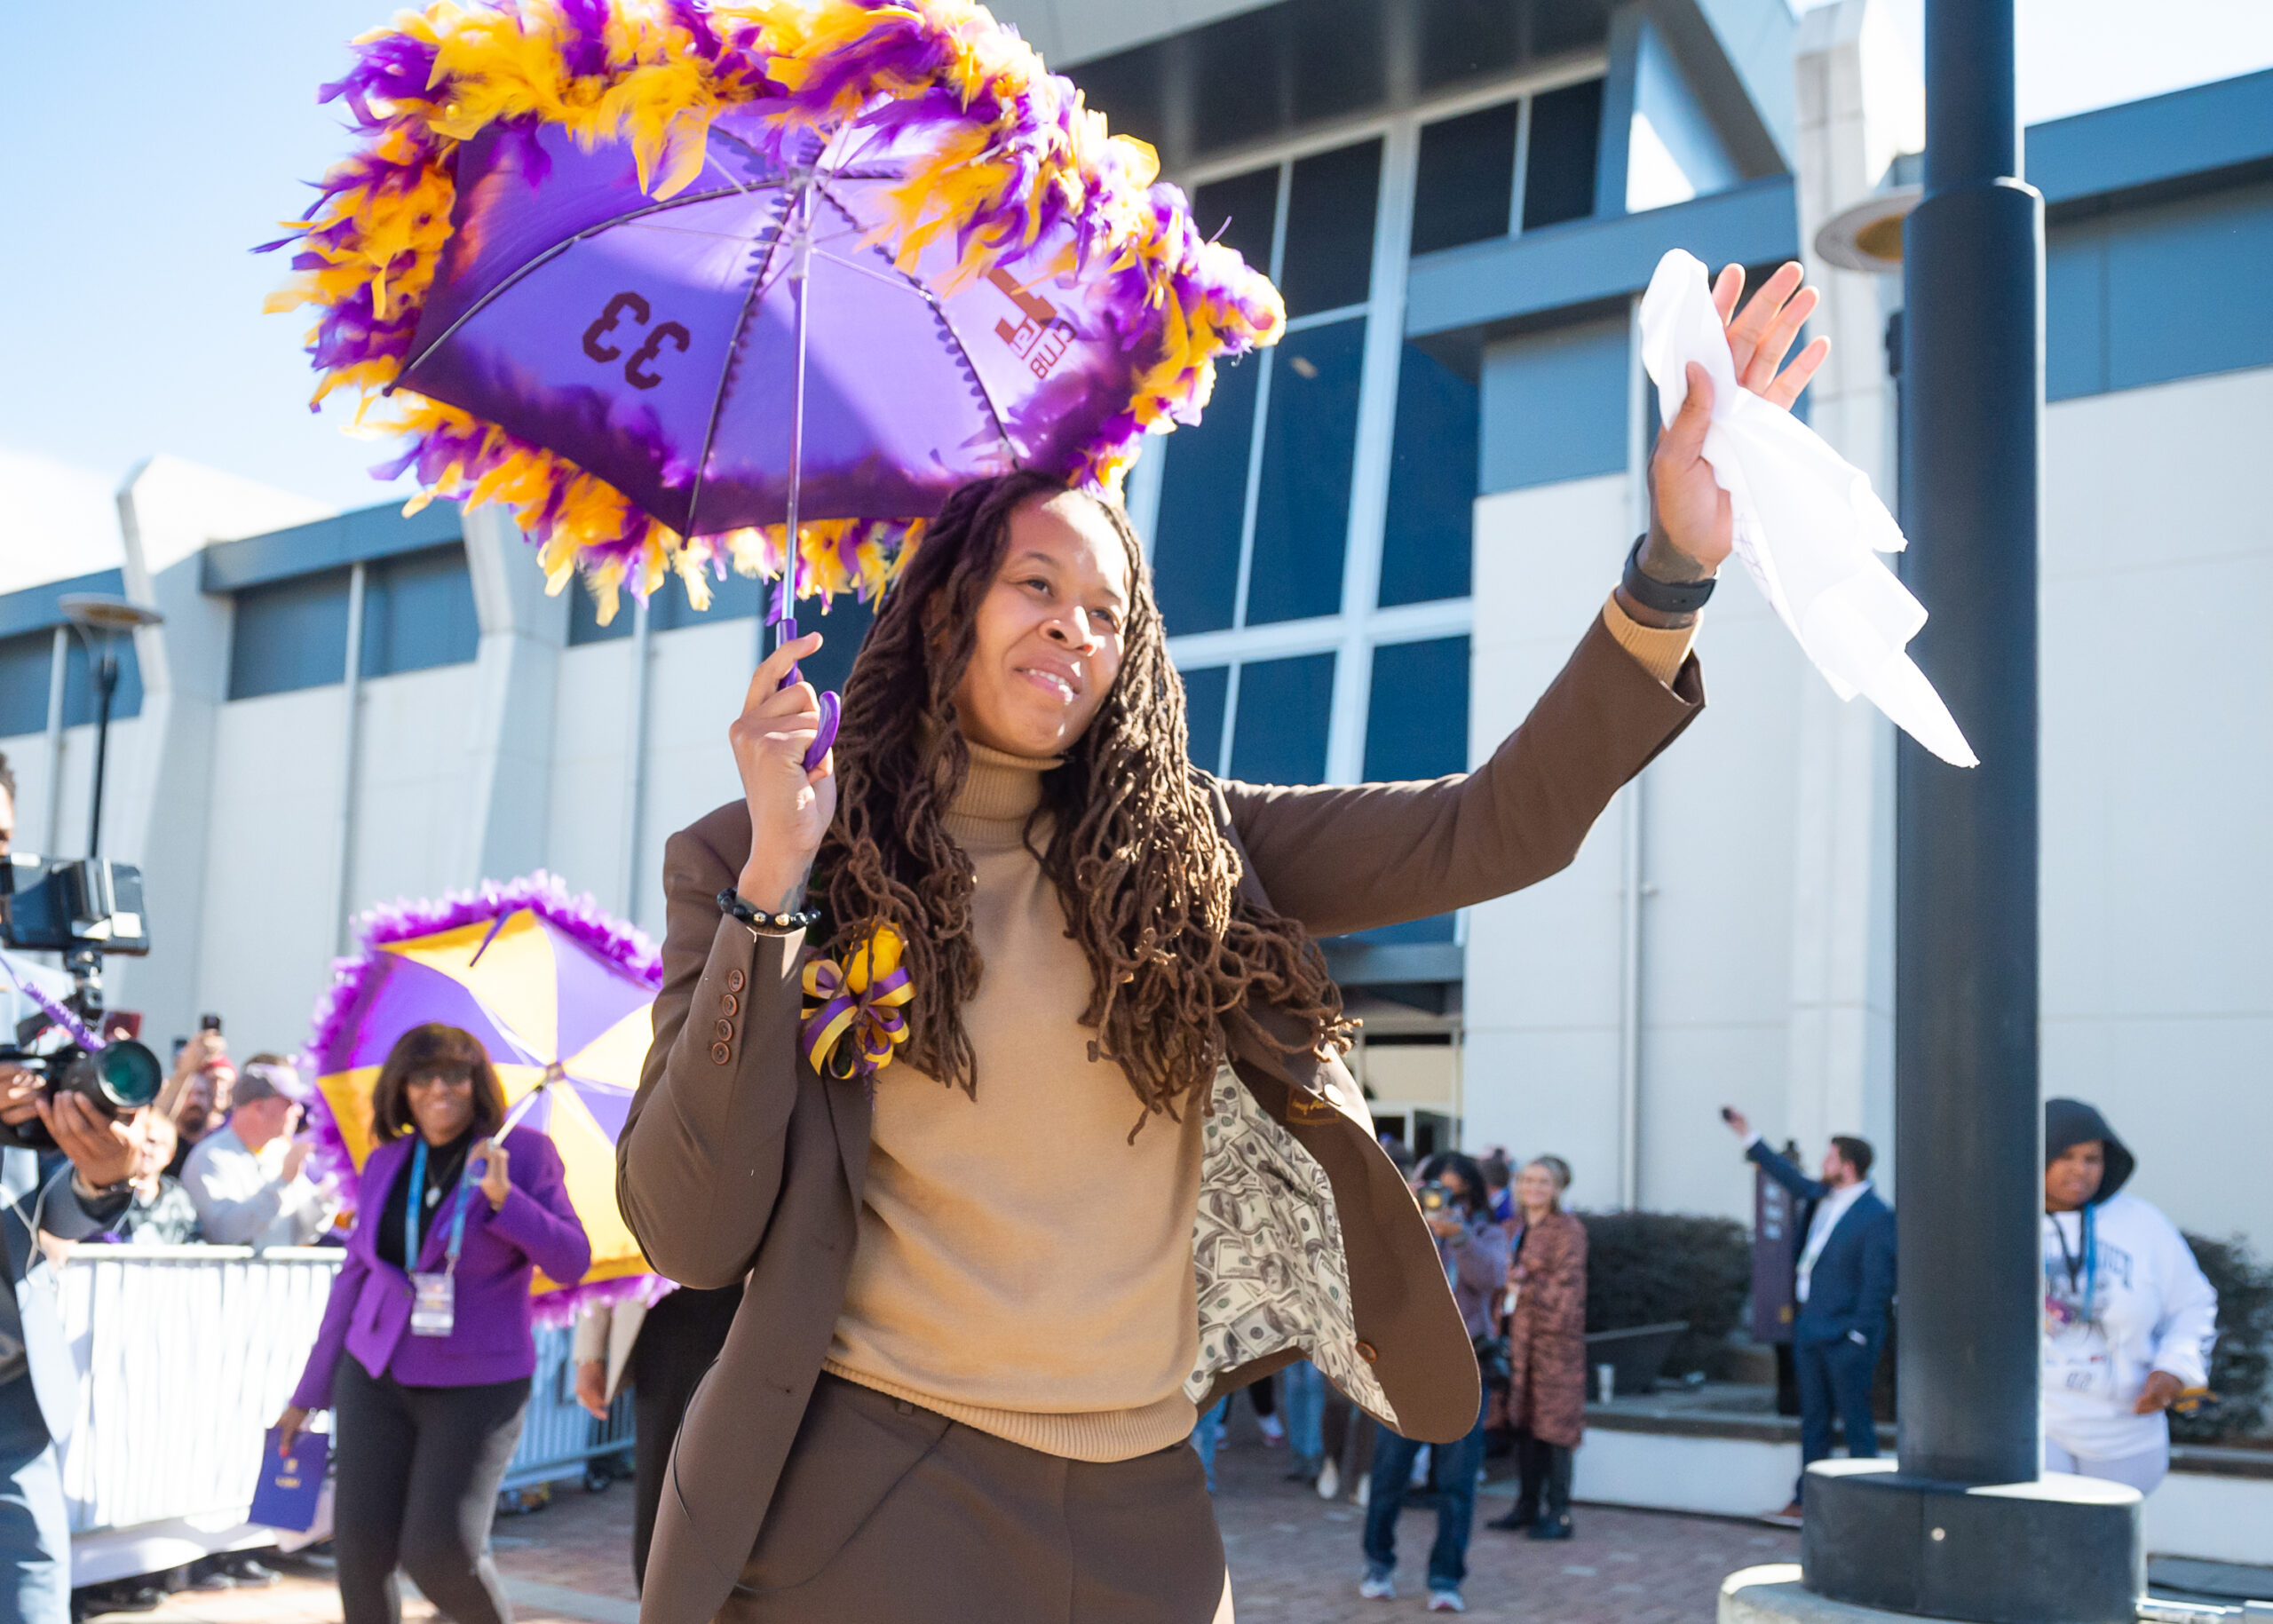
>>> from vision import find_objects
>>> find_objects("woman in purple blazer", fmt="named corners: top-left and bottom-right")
top-left (278, 1024), bottom-right (590, 1624)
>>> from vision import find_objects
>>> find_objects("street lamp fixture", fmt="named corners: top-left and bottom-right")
top-left (1814, 184), bottom-right (1923, 273)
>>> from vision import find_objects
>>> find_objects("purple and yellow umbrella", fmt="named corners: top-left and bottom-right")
top-left (306, 875), bottom-right (661, 1318)
top-left (266, 0), bottom-right (1285, 764)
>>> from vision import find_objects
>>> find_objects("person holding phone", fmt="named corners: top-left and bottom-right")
top-left (277, 1024), bottom-right (589, 1624)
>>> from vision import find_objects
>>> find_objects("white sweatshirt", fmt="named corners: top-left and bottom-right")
top-left (2041, 1191), bottom-right (2218, 1461)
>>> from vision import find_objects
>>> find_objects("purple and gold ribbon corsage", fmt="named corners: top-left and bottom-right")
top-left (800, 924), bottom-right (915, 1081)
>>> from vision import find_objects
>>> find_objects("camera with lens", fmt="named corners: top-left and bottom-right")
top-left (1417, 1180), bottom-right (1453, 1216)
top-left (0, 853), bottom-right (162, 1148)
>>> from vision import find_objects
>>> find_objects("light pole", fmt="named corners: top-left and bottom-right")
top-left (1796, 5), bottom-right (2142, 1620)
top-left (58, 594), bottom-right (163, 860)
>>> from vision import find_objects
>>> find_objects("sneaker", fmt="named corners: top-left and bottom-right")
top-left (1353, 1473), bottom-right (1371, 1509)
top-left (1258, 1414), bottom-right (1287, 1446)
top-left (1316, 1459), bottom-right (1341, 1501)
top-left (1428, 1588), bottom-right (1467, 1612)
top-left (1358, 1572), bottom-right (1396, 1601)
top-left (1762, 1501), bottom-right (1804, 1528)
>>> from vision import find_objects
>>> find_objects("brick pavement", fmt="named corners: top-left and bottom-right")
top-left (86, 1438), bottom-right (1794, 1624)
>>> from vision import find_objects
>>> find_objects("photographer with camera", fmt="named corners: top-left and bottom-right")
top-left (181, 1059), bottom-right (337, 1249)
top-left (1359, 1152), bottom-right (1509, 1613)
top-left (2, 736), bottom-right (175, 1623)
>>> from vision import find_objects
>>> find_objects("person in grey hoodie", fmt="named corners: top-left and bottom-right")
top-left (2042, 1098), bottom-right (2218, 1493)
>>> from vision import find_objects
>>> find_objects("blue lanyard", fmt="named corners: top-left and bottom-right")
top-left (406, 1138), bottom-right (479, 1272)
top-left (2051, 1205), bottom-right (2096, 1312)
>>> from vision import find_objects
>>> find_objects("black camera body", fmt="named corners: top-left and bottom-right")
top-left (1, 855), bottom-right (150, 956)
top-left (1417, 1180), bottom-right (1453, 1215)
top-left (1, 853), bottom-right (161, 1150)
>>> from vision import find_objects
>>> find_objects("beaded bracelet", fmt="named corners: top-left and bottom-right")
top-left (717, 890), bottom-right (821, 935)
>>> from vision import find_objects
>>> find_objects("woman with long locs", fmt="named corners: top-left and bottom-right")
top-left (618, 265), bottom-right (1829, 1623)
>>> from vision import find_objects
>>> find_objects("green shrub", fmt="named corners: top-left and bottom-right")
top-left (2174, 1232), bottom-right (2271, 1444)
top-left (1579, 1210), bottom-right (1750, 1376)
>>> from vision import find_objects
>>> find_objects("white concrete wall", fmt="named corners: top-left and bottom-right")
top-left (194, 687), bottom-right (346, 1055)
top-left (2039, 364), bottom-right (2273, 1249)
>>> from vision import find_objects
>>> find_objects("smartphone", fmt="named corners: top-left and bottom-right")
top-left (200, 1013), bottom-right (223, 1034)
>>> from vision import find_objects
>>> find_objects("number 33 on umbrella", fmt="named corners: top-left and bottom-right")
top-left (582, 291), bottom-right (689, 390)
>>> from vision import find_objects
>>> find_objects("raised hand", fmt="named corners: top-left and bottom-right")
top-left (1645, 261), bottom-right (1832, 585)
top-left (730, 630), bottom-right (838, 914)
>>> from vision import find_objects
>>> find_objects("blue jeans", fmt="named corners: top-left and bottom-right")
top-left (1794, 1334), bottom-right (1880, 1501)
top-left (1190, 1397), bottom-right (1231, 1493)
top-left (0, 1376), bottom-right (67, 1624)
top-left (1281, 1362), bottom-right (1326, 1463)
top-left (1361, 1397), bottom-right (1486, 1594)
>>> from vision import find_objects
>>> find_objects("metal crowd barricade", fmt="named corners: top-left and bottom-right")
top-left (504, 1320), bottom-right (636, 1493)
top-left (51, 1244), bottom-right (637, 1584)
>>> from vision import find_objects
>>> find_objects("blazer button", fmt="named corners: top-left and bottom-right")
top-left (726, 969), bottom-right (746, 993)
top-left (710, 1041), bottom-right (732, 1066)
top-left (1355, 1340), bottom-right (1379, 1364)
top-left (720, 993), bottom-right (740, 1017)
top-left (715, 1018), bottom-right (733, 1042)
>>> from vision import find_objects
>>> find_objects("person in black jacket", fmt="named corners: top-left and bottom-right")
top-left (1724, 1109), bottom-right (1895, 1522)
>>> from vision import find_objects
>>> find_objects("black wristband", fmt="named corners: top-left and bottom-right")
top-left (717, 890), bottom-right (820, 936)
top-left (1621, 534), bottom-right (1716, 615)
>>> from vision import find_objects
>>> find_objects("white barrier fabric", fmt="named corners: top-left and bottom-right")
top-left (57, 1247), bottom-right (341, 1535)
top-left (53, 1246), bottom-right (636, 1549)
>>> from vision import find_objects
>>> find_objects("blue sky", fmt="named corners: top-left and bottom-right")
top-left (3, 0), bottom-right (2269, 590)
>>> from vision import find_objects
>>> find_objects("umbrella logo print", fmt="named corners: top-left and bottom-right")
top-left (581, 291), bottom-right (691, 391)
top-left (989, 269), bottom-right (1074, 380)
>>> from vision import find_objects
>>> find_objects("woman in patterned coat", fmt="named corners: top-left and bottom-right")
top-left (1490, 1157), bottom-right (1589, 1539)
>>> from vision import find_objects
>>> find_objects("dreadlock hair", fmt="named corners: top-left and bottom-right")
top-left (812, 469), bottom-right (1353, 1133)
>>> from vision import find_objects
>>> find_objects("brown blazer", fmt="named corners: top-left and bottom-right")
top-left (618, 615), bottom-right (1700, 1624)
top-left (1505, 1208), bottom-right (1589, 1448)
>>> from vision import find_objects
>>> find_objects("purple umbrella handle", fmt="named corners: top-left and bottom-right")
top-left (774, 612), bottom-right (841, 772)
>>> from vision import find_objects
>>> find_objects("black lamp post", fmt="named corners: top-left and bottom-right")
top-left (1796, 5), bottom-right (2142, 1621)
top-left (57, 594), bottom-right (162, 861)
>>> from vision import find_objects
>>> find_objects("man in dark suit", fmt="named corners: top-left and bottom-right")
top-left (1724, 1109), bottom-right (1895, 1523)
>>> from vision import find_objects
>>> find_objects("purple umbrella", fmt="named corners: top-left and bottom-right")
top-left (272, 1), bottom-right (1286, 770)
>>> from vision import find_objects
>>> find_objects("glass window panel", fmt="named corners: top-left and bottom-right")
top-left (796, 591), bottom-right (875, 700)
top-left (1411, 102), bottom-right (1519, 257)
top-left (1190, 166), bottom-right (1280, 283)
top-left (1365, 637), bottom-right (1470, 781)
top-left (1247, 318), bottom-right (1366, 625)
top-left (0, 633), bottom-right (51, 737)
top-left (1151, 353), bottom-right (1259, 635)
top-left (228, 569), bottom-right (352, 701)
top-left (1357, 636), bottom-right (1469, 946)
top-left (1523, 78), bottom-right (1604, 232)
top-left (1279, 139), bottom-right (1381, 318)
top-left (567, 587), bottom-right (632, 646)
top-left (1379, 344), bottom-right (1480, 606)
top-left (61, 633), bottom-right (142, 725)
top-left (360, 544), bottom-right (479, 678)
top-left (1230, 653), bottom-right (1334, 785)
top-left (1179, 664), bottom-right (1229, 773)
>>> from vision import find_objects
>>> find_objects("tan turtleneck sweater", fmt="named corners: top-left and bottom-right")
top-left (824, 744), bottom-right (1207, 1462)
top-left (823, 602), bottom-right (1685, 1461)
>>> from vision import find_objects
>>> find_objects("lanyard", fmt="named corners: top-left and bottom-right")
top-left (2049, 1205), bottom-right (2096, 1310)
top-left (406, 1138), bottom-right (479, 1274)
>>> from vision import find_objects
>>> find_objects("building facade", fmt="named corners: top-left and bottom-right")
top-left (3, 0), bottom-right (2266, 1255)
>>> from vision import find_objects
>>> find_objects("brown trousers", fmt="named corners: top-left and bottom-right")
top-left (719, 1375), bottom-right (1233, 1623)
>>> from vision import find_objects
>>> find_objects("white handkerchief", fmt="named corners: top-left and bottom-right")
top-left (1638, 250), bottom-right (1977, 767)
